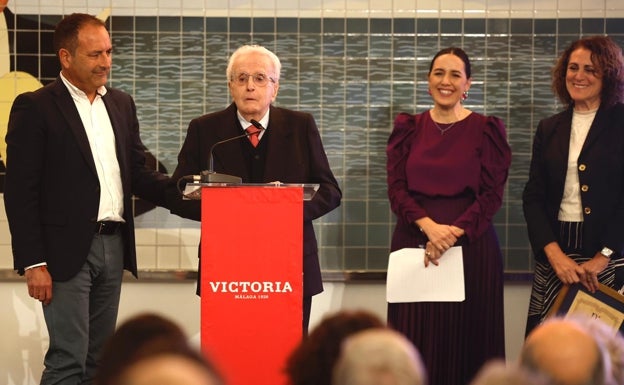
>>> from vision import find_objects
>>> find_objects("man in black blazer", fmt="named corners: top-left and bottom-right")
top-left (167, 45), bottom-right (342, 334)
top-left (4, 13), bottom-right (169, 384)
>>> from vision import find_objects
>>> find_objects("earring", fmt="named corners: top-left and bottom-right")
top-left (427, 89), bottom-right (432, 95)
top-left (462, 91), bottom-right (468, 101)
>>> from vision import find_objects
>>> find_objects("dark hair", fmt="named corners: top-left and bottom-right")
top-left (428, 47), bottom-right (472, 79)
top-left (284, 309), bottom-right (385, 385)
top-left (95, 313), bottom-right (223, 385)
top-left (552, 35), bottom-right (624, 107)
top-left (53, 13), bottom-right (107, 58)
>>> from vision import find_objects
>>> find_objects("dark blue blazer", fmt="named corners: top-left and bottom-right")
top-left (167, 103), bottom-right (342, 297)
top-left (4, 78), bottom-right (169, 280)
top-left (523, 103), bottom-right (624, 262)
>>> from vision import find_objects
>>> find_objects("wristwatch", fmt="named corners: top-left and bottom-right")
top-left (600, 247), bottom-right (614, 259)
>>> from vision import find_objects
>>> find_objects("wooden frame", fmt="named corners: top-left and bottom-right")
top-left (549, 283), bottom-right (624, 333)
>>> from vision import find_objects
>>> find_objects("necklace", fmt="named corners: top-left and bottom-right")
top-left (432, 120), bottom-right (457, 135)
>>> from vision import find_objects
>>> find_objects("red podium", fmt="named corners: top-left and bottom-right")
top-left (196, 183), bottom-right (317, 385)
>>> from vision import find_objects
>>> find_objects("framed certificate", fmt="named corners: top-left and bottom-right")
top-left (548, 283), bottom-right (624, 333)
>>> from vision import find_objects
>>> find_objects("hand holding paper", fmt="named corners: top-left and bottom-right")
top-left (386, 246), bottom-right (465, 303)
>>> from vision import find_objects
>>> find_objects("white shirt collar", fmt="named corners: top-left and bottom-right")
top-left (59, 71), bottom-right (108, 100)
top-left (237, 110), bottom-right (269, 132)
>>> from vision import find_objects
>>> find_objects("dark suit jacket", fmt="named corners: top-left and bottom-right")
top-left (523, 103), bottom-right (624, 262)
top-left (167, 103), bottom-right (342, 297)
top-left (4, 78), bottom-right (169, 280)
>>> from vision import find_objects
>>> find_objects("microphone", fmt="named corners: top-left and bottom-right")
top-left (199, 119), bottom-right (266, 183)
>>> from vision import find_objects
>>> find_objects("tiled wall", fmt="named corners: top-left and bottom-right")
top-left (1, 0), bottom-right (624, 275)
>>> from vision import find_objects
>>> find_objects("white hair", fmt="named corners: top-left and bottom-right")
top-left (226, 44), bottom-right (281, 82)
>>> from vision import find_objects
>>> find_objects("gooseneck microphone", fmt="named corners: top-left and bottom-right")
top-left (177, 120), bottom-right (267, 194)
top-left (201, 119), bottom-right (265, 182)
top-left (249, 118), bottom-right (265, 131)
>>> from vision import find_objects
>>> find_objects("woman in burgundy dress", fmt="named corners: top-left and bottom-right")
top-left (386, 47), bottom-right (511, 385)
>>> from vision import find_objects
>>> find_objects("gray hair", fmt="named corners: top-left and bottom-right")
top-left (332, 328), bottom-right (427, 385)
top-left (469, 360), bottom-right (552, 385)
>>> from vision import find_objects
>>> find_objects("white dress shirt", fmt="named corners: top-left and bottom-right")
top-left (60, 72), bottom-right (124, 223)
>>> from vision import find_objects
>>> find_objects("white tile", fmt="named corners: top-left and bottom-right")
top-left (370, 0), bottom-right (393, 11)
top-left (253, 0), bottom-right (275, 9)
top-left (558, 0), bottom-right (582, 11)
top-left (442, 0), bottom-right (467, 12)
top-left (398, 0), bottom-right (421, 11)
top-left (0, 221), bottom-right (10, 245)
top-left (136, 246), bottom-right (158, 269)
top-left (135, 228), bottom-right (157, 245)
top-left (181, 0), bottom-right (206, 10)
top-left (180, 228), bottom-right (201, 247)
top-left (299, 0), bottom-right (323, 10)
top-left (579, 10), bottom-right (608, 18)
top-left (203, 0), bottom-right (230, 9)
top-left (0, 194), bottom-right (6, 219)
top-left (509, 8), bottom-right (535, 17)
top-left (581, 0), bottom-right (604, 10)
top-left (533, 8), bottom-right (558, 18)
top-left (324, 9), bottom-right (346, 17)
top-left (180, 246), bottom-right (200, 270)
top-left (0, 246), bottom-right (13, 269)
top-left (275, 0), bottom-right (300, 11)
top-left (487, 10), bottom-right (511, 18)
top-left (533, 0), bottom-right (557, 11)
top-left (157, 228), bottom-right (181, 246)
top-left (510, 0), bottom-right (535, 11)
top-left (485, 0), bottom-right (510, 11)
top-left (157, 246), bottom-right (181, 269)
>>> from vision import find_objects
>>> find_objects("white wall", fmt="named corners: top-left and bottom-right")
top-left (0, 279), bottom-right (531, 385)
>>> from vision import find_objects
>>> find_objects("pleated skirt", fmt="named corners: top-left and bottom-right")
top-left (387, 195), bottom-right (505, 385)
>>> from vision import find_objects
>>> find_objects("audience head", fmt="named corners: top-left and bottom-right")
top-left (95, 313), bottom-right (223, 385)
top-left (332, 328), bottom-right (427, 385)
top-left (566, 314), bottom-right (624, 385)
top-left (285, 309), bottom-right (385, 385)
top-left (552, 35), bottom-right (624, 108)
top-left (520, 316), bottom-right (607, 385)
top-left (469, 360), bottom-right (552, 385)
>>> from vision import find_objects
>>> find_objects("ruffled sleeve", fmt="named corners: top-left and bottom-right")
top-left (453, 116), bottom-right (511, 241)
top-left (386, 112), bottom-right (429, 225)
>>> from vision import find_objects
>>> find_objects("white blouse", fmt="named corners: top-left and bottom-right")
top-left (558, 108), bottom-right (597, 222)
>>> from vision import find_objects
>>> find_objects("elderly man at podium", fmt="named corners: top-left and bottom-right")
top-left (167, 44), bottom-right (342, 334)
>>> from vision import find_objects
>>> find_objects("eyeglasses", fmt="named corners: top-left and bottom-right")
top-left (231, 72), bottom-right (276, 87)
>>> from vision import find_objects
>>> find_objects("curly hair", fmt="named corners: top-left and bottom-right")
top-left (284, 309), bottom-right (385, 385)
top-left (552, 35), bottom-right (624, 107)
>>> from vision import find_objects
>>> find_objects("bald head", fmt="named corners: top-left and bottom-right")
top-left (520, 318), bottom-right (605, 385)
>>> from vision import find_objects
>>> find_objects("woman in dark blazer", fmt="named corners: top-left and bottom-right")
top-left (523, 35), bottom-right (624, 335)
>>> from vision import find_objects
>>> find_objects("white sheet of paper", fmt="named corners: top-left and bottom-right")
top-left (386, 246), bottom-right (465, 303)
